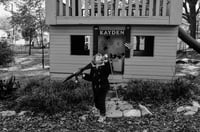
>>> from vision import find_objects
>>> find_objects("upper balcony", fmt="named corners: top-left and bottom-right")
top-left (46, 0), bottom-right (183, 25)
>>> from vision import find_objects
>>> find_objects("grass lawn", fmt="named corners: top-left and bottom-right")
top-left (0, 47), bottom-right (50, 82)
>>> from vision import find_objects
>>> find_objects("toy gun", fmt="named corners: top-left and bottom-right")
top-left (63, 54), bottom-right (109, 83)
top-left (63, 63), bottom-right (91, 83)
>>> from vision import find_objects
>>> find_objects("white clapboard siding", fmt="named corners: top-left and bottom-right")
top-left (51, 55), bottom-right (92, 64)
top-left (50, 25), bottom-right (178, 80)
top-left (50, 26), bottom-right (93, 34)
top-left (154, 50), bottom-right (176, 57)
top-left (131, 26), bottom-right (178, 56)
top-left (154, 45), bottom-right (177, 51)
top-left (50, 26), bottom-right (93, 77)
top-left (124, 68), bottom-right (175, 78)
top-left (51, 63), bottom-right (90, 72)
top-left (123, 74), bottom-right (175, 80)
top-left (132, 26), bottom-right (178, 34)
top-left (125, 25), bottom-right (177, 79)
top-left (124, 66), bottom-right (175, 76)
top-left (125, 56), bottom-right (176, 65)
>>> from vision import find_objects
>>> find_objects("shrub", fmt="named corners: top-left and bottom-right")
top-left (119, 78), bottom-right (198, 104)
top-left (15, 79), bottom-right (93, 114)
top-left (0, 41), bottom-right (14, 66)
top-left (0, 76), bottom-right (20, 99)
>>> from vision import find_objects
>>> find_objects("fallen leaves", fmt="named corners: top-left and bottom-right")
top-left (0, 99), bottom-right (200, 131)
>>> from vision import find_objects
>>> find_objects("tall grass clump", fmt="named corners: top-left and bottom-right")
top-left (118, 78), bottom-right (199, 104)
top-left (15, 79), bottom-right (93, 114)
top-left (0, 41), bottom-right (14, 66)
top-left (0, 76), bottom-right (20, 99)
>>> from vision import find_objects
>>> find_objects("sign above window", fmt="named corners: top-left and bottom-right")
top-left (99, 30), bottom-right (125, 36)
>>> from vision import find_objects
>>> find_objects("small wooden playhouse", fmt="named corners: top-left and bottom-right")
top-left (45, 0), bottom-right (183, 80)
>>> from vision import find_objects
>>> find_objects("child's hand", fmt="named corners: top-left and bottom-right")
top-left (82, 73), bottom-right (85, 78)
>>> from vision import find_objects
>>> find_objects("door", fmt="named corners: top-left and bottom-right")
top-left (93, 26), bottom-right (131, 75)
top-left (98, 35), bottom-right (126, 74)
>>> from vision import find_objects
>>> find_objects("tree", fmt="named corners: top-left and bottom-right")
top-left (0, 0), bottom-right (9, 4)
top-left (10, 3), bottom-right (36, 55)
top-left (21, 27), bottom-right (37, 55)
top-left (10, 0), bottom-right (47, 57)
top-left (0, 17), bottom-right (12, 30)
top-left (183, 0), bottom-right (200, 39)
top-left (35, 1), bottom-right (47, 69)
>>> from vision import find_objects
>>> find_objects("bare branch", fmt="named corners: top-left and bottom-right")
top-left (182, 13), bottom-right (190, 23)
top-left (196, 4), bottom-right (200, 15)
top-left (183, 1), bottom-right (190, 16)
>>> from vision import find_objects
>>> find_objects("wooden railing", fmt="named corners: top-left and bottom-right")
top-left (46, 0), bottom-right (182, 25)
top-left (56, 0), bottom-right (170, 17)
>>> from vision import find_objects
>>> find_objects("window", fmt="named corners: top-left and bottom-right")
top-left (71, 35), bottom-right (90, 55)
top-left (133, 36), bottom-right (154, 56)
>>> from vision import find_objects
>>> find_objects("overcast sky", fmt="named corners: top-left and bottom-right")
top-left (0, 4), bottom-right (12, 17)
top-left (0, 2), bottom-right (19, 18)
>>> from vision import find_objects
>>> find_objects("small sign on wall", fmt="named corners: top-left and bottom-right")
top-left (99, 30), bottom-right (125, 36)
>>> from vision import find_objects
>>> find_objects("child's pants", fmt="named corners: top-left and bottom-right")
top-left (93, 87), bottom-right (108, 116)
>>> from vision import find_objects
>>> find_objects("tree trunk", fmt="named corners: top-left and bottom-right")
top-left (189, 1), bottom-right (197, 39)
top-left (41, 31), bottom-right (44, 69)
top-left (29, 36), bottom-right (32, 55)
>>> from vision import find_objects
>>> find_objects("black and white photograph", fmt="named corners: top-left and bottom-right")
top-left (1, 0), bottom-right (200, 131)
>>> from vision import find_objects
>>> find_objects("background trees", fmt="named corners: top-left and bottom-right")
top-left (10, 0), bottom-right (47, 56)
top-left (183, 0), bottom-right (200, 39)
top-left (0, 41), bottom-right (13, 66)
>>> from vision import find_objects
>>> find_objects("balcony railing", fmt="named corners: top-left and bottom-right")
top-left (57, 0), bottom-right (169, 17)
top-left (46, 0), bottom-right (182, 25)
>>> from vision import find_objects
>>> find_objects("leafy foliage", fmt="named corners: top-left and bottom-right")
top-left (0, 76), bottom-right (20, 99)
top-left (0, 41), bottom-right (14, 66)
top-left (15, 79), bottom-right (93, 114)
top-left (183, 0), bottom-right (200, 39)
top-left (118, 79), bottom-right (199, 104)
top-left (10, 0), bottom-right (47, 55)
top-left (0, 0), bottom-right (9, 4)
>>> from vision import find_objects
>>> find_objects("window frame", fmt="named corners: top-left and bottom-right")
top-left (133, 35), bottom-right (155, 57)
top-left (70, 35), bottom-right (91, 56)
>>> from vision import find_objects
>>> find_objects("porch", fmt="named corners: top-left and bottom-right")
top-left (46, 0), bottom-right (182, 25)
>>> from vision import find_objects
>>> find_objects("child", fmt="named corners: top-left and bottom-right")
top-left (81, 53), bottom-right (111, 122)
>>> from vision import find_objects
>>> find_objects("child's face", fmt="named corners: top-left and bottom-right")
top-left (95, 55), bottom-right (103, 64)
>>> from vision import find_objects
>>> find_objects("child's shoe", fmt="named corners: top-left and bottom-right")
top-left (92, 107), bottom-right (100, 117)
top-left (97, 115), bottom-right (106, 123)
